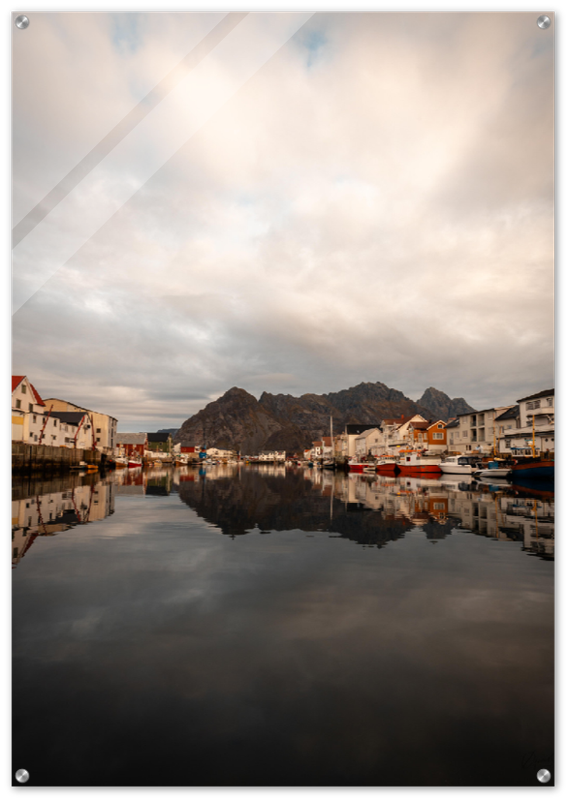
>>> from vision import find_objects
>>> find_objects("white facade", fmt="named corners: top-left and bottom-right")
top-left (12, 376), bottom-right (49, 443)
top-left (44, 398), bottom-right (118, 454)
top-left (355, 428), bottom-right (381, 458)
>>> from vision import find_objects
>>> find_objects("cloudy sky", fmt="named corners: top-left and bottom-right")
top-left (12, 12), bottom-right (554, 431)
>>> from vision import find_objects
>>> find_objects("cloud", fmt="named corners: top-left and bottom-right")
top-left (12, 12), bottom-right (554, 429)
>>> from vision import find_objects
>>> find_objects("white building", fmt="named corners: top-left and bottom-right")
top-left (501, 389), bottom-right (554, 455)
top-left (43, 398), bottom-right (118, 454)
top-left (12, 375), bottom-right (54, 444)
top-left (453, 406), bottom-right (515, 455)
top-left (354, 428), bottom-right (382, 458)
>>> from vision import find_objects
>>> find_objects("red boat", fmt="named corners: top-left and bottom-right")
top-left (376, 458), bottom-right (400, 475)
top-left (398, 452), bottom-right (441, 475)
top-left (348, 461), bottom-right (374, 473)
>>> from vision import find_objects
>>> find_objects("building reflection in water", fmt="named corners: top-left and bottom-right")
top-left (12, 465), bottom-right (554, 568)
top-left (176, 465), bottom-right (554, 560)
top-left (11, 474), bottom-right (116, 568)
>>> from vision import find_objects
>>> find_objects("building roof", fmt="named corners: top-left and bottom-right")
top-left (494, 405), bottom-right (519, 422)
top-left (322, 437), bottom-right (332, 446)
top-left (345, 423), bottom-right (382, 435)
top-left (43, 398), bottom-right (118, 422)
top-left (116, 433), bottom-right (147, 445)
top-left (147, 432), bottom-right (171, 443)
top-left (444, 418), bottom-right (460, 429)
top-left (12, 375), bottom-right (46, 406)
top-left (426, 420), bottom-right (446, 430)
top-left (49, 411), bottom-right (87, 426)
top-left (517, 388), bottom-right (554, 403)
top-left (409, 421), bottom-right (430, 430)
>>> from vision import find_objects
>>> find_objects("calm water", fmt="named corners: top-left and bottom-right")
top-left (12, 465), bottom-right (554, 786)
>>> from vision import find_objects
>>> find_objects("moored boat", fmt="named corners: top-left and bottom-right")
top-left (348, 460), bottom-right (374, 473)
top-left (376, 457), bottom-right (400, 475)
top-left (474, 460), bottom-right (512, 479)
top-left (510, 457), bottom-right (554, 481)
top-left (398, 452), bottom-right (442, 475)
top-left (439, 456), bottom-right (473, 475)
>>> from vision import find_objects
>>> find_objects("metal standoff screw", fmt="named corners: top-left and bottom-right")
top-left (15, 15), bottom-right (30, 29)
top-left (537, 15), bottom-right (551, 29)
top-left (15, 769), bottom-right (29, 783)
top-left (537, 768), bottom-right (551, 784)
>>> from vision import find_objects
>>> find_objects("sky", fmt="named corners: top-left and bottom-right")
top-left (11, 11), bottom-right (554, 432)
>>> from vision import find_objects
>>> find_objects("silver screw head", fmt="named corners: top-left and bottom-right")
top-left (15, 15), bottom-right (29, 29)
top-left (537, 15), bottom-right (551, 29)
top-left (537, 768), bottom-right (551, 783)
top-left (15, 769), bottom-right (29, 783)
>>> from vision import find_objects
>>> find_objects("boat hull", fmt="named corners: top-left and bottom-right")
top-left (510, 461), bottom-right (554, 480)
top-left (439, 465), bottom-right (472, 475)
top-left (399, 465), bottom-right (442, 475)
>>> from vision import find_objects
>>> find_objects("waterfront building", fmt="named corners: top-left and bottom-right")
top-left (44, 397), bottom-right (118, 455)
top-left (501, 389), bottom-right (554, 455)
top-left (453, 406), bottom-right (515, 455)
top-left (49, 410), bottom-right (94, 449)
top-left (343, 424), bottom-right (383, 458)
top-left (12, 376), bottom-right (49, 443)
top-left (116, 433), bottom-right (148, 458)
top-left (425, 420), bottom-right (447, 452)
top-left (445, 418), bottom-right (461, 452)
top-left (147, 432), bottom-right (173, 454)
top-left (354, 427), bottom-right (381, 458)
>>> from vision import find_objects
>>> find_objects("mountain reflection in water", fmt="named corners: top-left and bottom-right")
top-left (12, 466), bottom-right (554, 567)
top-left (12, 465), bottom-right (554, 787)
top-left (176, 466), bottom-right (554, 560)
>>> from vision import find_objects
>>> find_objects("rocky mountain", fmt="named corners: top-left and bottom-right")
top-left (175, 381), bottom-right (475, 454)
top-left (417, 387), bottom-right (476, 421)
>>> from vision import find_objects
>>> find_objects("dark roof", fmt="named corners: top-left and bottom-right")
top-left (517, 389), bottom-right (554, 403)
top-left (346, 423), bottom-right (382, 435)
top-left (409, 421), bottom-right (429, 430)
top-left (147, 432), bottom-right (171, 443)
top-left (444, 418), bottom-right (460, 428)
top-left (49, 411), bottom-right (86, 425)
top-left (494, 405), bottom-right (519, 422)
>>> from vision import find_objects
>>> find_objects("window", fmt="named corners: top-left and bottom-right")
top-left (29, 403), bottom-right (33, 412)
top-left (437, 423), bottom-right (443, 429)
top-left (15, 399), bottom-right (21, 409)
top-left (53, 420), bottom-right (57, 426)
top-left (33, 415), bottom-right (36, 423)
top-left (547, 397), bottom-right (553, 406)
top-left (432, 432), bottom-right (444, 440)
top-left (96, 437), bottom-right (100, 443)
top-left (21, 384), bottom-right (26, 393)
top-left (96, 428), bottom-right (101, 433)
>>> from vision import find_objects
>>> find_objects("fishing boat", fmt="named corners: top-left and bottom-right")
top-left (398, 452), bottom-right (442, 475)
top-left (362, 464), bottom-right (377, 474)
top-left (348, 460), bottom-right (373, 473)
top-left (128, 459), bottom-right (142, 468)
top-left (376, 457), bottom-right (400, 475)
top-left (510, 457), bottom-right (554, 481)
top-left (439, 456), bottom-right (473, 475)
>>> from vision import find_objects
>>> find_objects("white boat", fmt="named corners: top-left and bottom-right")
top-left (439, 456), bottom-right (473, 475)
top-left (475, 467), bottom-right (512, 479)
top-left (473, 460), bottom-right (512, 479)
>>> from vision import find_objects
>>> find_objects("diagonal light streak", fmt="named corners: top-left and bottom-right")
top-left (12, 12), bottom-right (314, 314)
top-left (12, 12), bottom-right (248, 248)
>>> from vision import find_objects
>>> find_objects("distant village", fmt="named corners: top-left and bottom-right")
top-left (12, 375), bottom-right (554, 470)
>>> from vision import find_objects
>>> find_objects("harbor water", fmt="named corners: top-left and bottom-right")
top-left (12, 465), bottom-right (554, 786)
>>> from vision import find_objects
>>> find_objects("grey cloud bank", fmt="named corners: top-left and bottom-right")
top-left (12, 13), bottom-right (553, 430)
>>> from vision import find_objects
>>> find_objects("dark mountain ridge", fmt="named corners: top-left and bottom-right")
top-left (175, 381), bottom-right (476, 453)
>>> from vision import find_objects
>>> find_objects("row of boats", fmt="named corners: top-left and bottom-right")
top-left (346, 452), bottom-right (554, 481)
